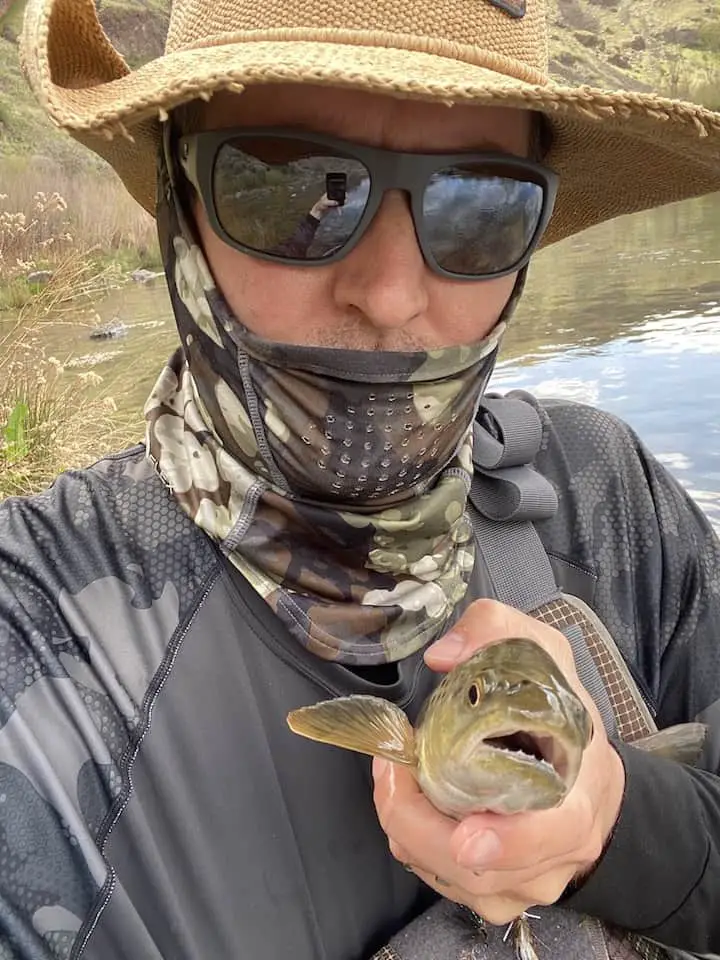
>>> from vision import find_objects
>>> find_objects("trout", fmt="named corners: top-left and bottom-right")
top-left (287, 636), bottom-right (707, 960)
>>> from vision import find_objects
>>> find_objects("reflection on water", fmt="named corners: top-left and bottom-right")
top-left (2, 193), bottom-right (719, 529)
top-left (0, 281), bottom-right (179, 418)
top-left (494, 311), bottom-right (720, 530)
top-left (493, 194), bottom-right (720, 530)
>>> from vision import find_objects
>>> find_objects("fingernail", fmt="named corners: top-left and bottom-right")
top-left (427, 632), bottom-right (465, 663)
top-left (457, 831), bottom-right (502, 868)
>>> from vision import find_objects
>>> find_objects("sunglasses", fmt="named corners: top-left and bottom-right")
top-left (177, 126), bottom-right (559, 281)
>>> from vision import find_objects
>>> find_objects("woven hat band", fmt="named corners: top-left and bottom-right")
top-left (166, 0), bottom-right (550, 75)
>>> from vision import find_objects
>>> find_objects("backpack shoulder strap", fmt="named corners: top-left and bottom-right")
top-left (370, 395), bottom-right (672, 960)
top-left (469, 396), bottom-right (655, 743)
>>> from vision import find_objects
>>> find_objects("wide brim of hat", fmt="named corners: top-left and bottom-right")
top-left (21, 18), bottom-right (720, 245)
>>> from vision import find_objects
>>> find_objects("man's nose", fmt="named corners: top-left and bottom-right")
top-left (332, 192), bottom-right (430, 333)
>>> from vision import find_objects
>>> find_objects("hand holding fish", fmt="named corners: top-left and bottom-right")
top-left (287, 597), bottom-right (706, 959)
top-left (371, 599), bottom-right (626, 926)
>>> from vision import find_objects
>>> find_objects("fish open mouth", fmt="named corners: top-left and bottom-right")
top-left (483, 731), bottom-right (569, 781)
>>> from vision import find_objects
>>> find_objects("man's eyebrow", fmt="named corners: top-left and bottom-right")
top-left (424, 139), bottom-right (525, 158)
top-left (472, 139), bottom-right (511, 153)
top-left (317, 130), bottom-right (519, 155)
top-left (409, 138), bottom-right (512, 155)
top-left (211, 122), bottom-right (522, 157)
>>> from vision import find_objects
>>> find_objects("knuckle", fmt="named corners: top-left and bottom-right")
top-left (526, 873), bottom-right (574, 907)
top-left (388, 839), bottom-right (409, 863)
top-left (534, 887), bottom-right (562, 907)
top-left (461, 599), bottom-right (515, 645)
top-left (469, 598), bottom-right (507, 624)
top-left (432, 874), bottom-right (453, 890)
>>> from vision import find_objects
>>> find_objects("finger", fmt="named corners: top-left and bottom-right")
top-left (451, 810), bottom-right (569, 873)
top-left (451, 789), bottom-right (600, 877)
top-left (371, 756), bottom-right (422, 816)
top-left (373, 763), bottom-right (460, 872)
top-left (388, 838), bottom-right (412, 864)
top-left (424, 599), bottom-right (576, 676)
top-left (392, 803), bottom-right (586, 911)
top-left (375, 761), bottom-right (455, 846)
top-left (466, 895), bottom-right (535, 927)
top-left (373, 760), bottom-right (578, 891)
top-left (371, 757), bottom-right (391, 807)
top-left (424, 599), bottom-right (514, 669)
top-left (407, 862), bottom-right (532, 926)
top-left (406, 842), bottom-right (574, 907)
top-left (405, 861), bottom-right (464, 897)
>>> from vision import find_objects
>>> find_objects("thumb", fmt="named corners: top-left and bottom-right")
top-left (424, 631), bottom-right (467, 672)
top-left (423, 599), bottom-right (543, 673)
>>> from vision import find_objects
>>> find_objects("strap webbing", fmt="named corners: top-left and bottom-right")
top-left (467, 496), bottom-right (618, 739)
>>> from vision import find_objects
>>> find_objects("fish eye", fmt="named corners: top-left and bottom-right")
top-left (467, 682), bottom-right (483, 707)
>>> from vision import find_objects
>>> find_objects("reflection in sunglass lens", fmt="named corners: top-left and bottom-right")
top-left (212, 137), bottom-right (371, 260)
top-left (423, 167), bottom-right (544, 275)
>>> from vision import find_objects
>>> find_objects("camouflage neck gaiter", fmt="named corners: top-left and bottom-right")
top-left (144, 152), bottom-right (512, 665)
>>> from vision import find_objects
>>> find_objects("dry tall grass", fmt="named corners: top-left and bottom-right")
top-left (0, 254), bottom-right (143, 499)
top-left (0, 157), bottom-right (159, 282)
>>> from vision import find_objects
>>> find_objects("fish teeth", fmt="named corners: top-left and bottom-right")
top-left (489, 745), bottom-right (556, 772)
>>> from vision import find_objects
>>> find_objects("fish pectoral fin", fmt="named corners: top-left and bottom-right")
top-left (287, 695), bottom-right (416, 764)
top-left (633, 722), bottom-right (708, 766)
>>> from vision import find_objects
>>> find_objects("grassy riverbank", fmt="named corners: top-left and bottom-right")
top-left (0, 256), bottom-right (144, 499)
top-left (0, 158), bottom-right (161, 308)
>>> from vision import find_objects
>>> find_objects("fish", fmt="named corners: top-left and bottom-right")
top-left (289, 636), bottom-right (595, 817)
top-left (287, 637), bottom-right (707, 816)
top-left (287, 636), bottom-right (708, 960)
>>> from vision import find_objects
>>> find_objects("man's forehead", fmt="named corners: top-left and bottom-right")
top-left (194, 85), bottom-right (532, 153)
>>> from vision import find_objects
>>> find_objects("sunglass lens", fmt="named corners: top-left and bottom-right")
top-left (423, 166), bottom-right (545, 276)
top-left (212, 137), bottom-right (371, 260)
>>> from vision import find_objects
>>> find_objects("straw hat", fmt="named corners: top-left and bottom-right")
top-left (20, 0), bottom-right (720, 245)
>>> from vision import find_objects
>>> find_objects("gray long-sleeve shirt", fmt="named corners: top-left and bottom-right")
top-left (0, 396), bottom-right (719, 959)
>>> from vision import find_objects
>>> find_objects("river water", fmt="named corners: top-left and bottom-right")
top-left (5, 193), bottom-right (720, 528)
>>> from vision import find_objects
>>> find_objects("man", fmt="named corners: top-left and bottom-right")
top-left (3, 0), bottom-right (720, 957)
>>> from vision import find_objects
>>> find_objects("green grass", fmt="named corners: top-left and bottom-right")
top-left (0, 254), bottom-right (144, 499)
top-left (0, 0), bottom-right (27, 37)
top-left (0, 277), bottom-right (49, 312)
top-left (0, 247), bottom-right (162, 311)
top-left (0, 0), bottom-right (168, 166)
top-left (0, 25), bottom-right (93, 167)
top-left (90, 244), bottom-right (164, 276)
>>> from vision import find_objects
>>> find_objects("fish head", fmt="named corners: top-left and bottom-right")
top-left (415, 637), bottom-right (593, 816)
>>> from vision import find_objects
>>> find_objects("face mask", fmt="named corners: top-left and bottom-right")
top-left (195, 307), bottom-right (504, 507)
top-left (144, 143), bottom-right (523, 665)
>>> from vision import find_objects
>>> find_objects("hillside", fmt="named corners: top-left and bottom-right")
top-left (547, 0), bottom-right (720, 97)
top-left (1, 0), bottom-right (719, 165)
top-left (0, 0), bottom-right (170, 165)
